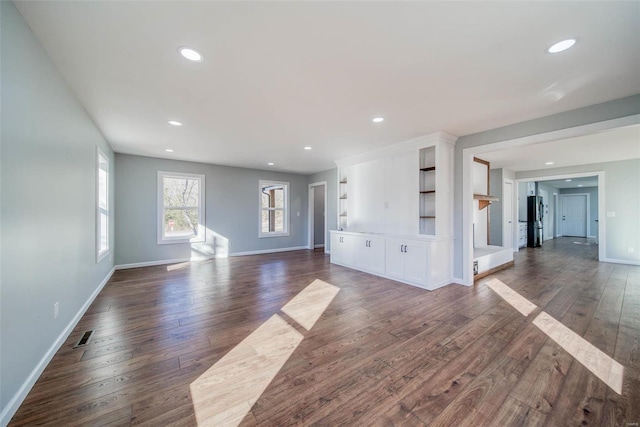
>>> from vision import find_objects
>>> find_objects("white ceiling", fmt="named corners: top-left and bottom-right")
top-left (15, 1), bottom-right (640, 174)
top-left (479, 124), bottom-right (640, 172)
top-left (539, 176), bottom-right (599, 190)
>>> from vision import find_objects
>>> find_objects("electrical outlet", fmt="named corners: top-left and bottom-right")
top-left (628, 247), bottom-right (635, 254)
top-left (54, 302), bottom-right (59, 319)
top-left (606, 212), bottom-right (616, 217)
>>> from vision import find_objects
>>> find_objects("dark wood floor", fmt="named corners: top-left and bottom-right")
top-left (9, 238), bottom-right (640, 426)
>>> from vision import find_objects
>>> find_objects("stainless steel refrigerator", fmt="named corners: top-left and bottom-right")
top-left (527, 196), bottom-right (544, 247)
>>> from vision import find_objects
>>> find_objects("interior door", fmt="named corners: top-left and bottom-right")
top-left (503, 180), bottom-right (513, 249)
top-left (561, 195), bottom-right (587, 237)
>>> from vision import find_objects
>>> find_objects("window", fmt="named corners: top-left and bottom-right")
top-left (96, 148), bottom-right (110, 262)
top-left (158, 171), bottom-right (205, 244)
top-left (259, 180), bottom-right (289, 237)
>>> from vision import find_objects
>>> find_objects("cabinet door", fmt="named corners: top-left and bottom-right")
top-left (384, 152), bottom-right (418, 235)
top-left (402, 242), bottom-right (428, 285)
top-left (385, 239), bottom-right (405, 280)
top-left (354, 235), bottom-right (385, 274)
top-left (350, 159), bottom-right (385, 232)
top-left (330, 233), bottom-right (354, 266)
top-left (366, 236), bottom-right (386, 274)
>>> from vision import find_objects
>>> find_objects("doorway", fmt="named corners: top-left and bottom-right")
top-left (561, 194), bottom-right (588, 237)
top-left (308, 182), bottom-right (327, 252)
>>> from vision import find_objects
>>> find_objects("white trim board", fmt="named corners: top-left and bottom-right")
top-left (115, 246), bottom-right (310, 270)
top-left (0, 267), bottom-right (116, 427)
top-left (602, 258), bottom-right (640, 266)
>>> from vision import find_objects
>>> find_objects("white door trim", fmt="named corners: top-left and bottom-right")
top-left (553, 193), bottom-right (559, 238)
top-left (308, 181), bottom-right (328, 253)
top-left (503, 179), bottom-right (515, 250)
top-left (460, 114), bottom-right (638, 286)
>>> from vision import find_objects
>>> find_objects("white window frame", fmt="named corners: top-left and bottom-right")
top-left (96, 148), bottom-right (110, 262)
top-left (157, 171), bottom-right (206, 245)
top-left (259, 180), bottom-right (290, 238)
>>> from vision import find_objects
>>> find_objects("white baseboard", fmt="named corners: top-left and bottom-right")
top-left (115, 257), bottom-right (215, 270)
top-left (601, 257), bottom-right (640, 266)
top-left (451, 277), bottom-right (469, 286)
top-left (115, 246), bottom-right (310, 270)
top-left (313, 244), bottom-right (325, 249)
top-left (0, 266), bottom-right (116, 427)
top-left (230, 246), bottom-right (308, 257)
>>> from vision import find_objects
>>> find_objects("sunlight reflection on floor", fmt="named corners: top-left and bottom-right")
top-left (281, 279), bottom-right (340, 330)
top-left (189, 279), bottom-right (340, 426)
top-left (485, 278), bottom-right (624, 395)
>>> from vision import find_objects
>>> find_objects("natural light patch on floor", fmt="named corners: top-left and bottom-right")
top-left (281, 279), bottom-right (340, 330)
top-left (533, 311), bottom-right (624, 394)
top-left (485, 278), bottom-right (538, 316)
top-left (189, 279), bottom-right (340, 426)
top-left (166, 261), bottom-right (194, 272)
top-left (190, 314), bottom-right (303, 426)
top-left (485, 278), bottom-right (624, 395)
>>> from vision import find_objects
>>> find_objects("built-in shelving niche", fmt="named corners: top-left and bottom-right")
top-left (338, 172), bottom-right (348, 230)
top-left (419, 146), bottom-right (436, 235)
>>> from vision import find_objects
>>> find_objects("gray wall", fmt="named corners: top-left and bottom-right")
top-left (114, 154), bottom-right (310, 265)
top-left (313, 184), bottom-right (325, 246)
top-left (308, 168), bottom-right (337, 252)
top-left (1, 0), bottom-right (115, 417)
top-left (517, 159), bottom-right (639, 263)
top-left (559, 186), bottom-right (598, 238)
top-left (454, 95), bottom-right (640, 278)
top-left (489, 169), bottom-right (503, 245)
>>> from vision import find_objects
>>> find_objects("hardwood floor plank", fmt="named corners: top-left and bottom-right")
top-left (489, 396), bottom-right (546, 426)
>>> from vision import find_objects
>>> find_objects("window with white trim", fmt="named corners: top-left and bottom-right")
top-left (158, 171), bottom-right (205, 244)
top-left (96, 148), bottom-right (110, 262)
top-left (259, 180), bottom-right (289, 237)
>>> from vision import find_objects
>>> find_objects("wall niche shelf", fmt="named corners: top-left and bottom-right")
top-left (474, 194), bottom-right (499, 210)
top-left (338, 172), bottom-right (348, 229)
top-left (419, 146), bottom-right (437, 235)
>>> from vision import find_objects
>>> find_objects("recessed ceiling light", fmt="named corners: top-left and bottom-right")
top-left (577, 184), bottom-right (583, 187)
top-left (547, 39), bottom-right (576, 54)
top-left (168, 120), bottom-right (183, 126)
top-left (304, 146), bottom-right (312, 150)
top-left (545, 161), bottom-right (554, 165)
top-left (372, 117), bottom-right (384, 123)
top-left (267, 162), bottom-right (275, 166)
top-left (178, 47), bottom-right (203, 62)
top-left (565, 179), bottom-right (572, 182)
top-left (165, 149), bottom-right (174, 153)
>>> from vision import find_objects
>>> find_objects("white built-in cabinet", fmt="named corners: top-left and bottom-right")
top-left (331, 131), bottom-right (457, 291)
